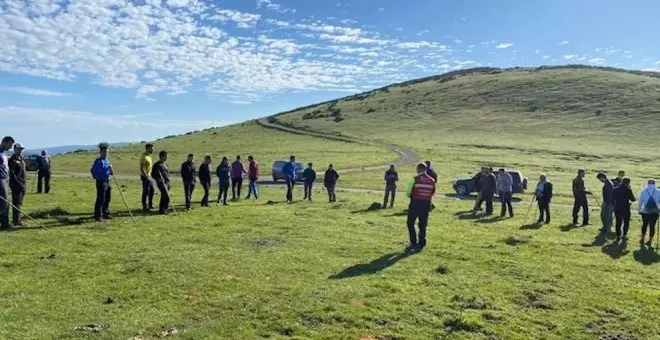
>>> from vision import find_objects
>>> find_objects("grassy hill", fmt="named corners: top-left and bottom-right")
top-left (271, 65), bottom-right (660, 198)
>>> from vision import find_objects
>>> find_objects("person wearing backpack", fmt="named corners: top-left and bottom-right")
top-left (638, 179), bottom-right (660, 246)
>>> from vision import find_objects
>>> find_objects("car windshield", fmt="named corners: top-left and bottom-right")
top-left (295, 162), bottom-right (304, 169)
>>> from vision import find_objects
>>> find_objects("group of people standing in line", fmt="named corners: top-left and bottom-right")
top-left (0, 136), bottom-right (52, 231)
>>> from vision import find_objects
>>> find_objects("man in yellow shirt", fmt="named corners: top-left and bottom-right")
top-left (140, 143), bottom-right (155, 211)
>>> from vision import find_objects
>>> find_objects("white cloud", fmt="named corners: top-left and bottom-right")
top-left (655, 61), bottom-right (660, 65)
top-left (542, 55), bottom-right (550, 60)
top-left (256, 0), bottom-right (296, 14)
top-left (534, 49), bottom-right (541, 54)
top-left (558, 40), bottom-right (569, 46)
top-left (564, 54), bottom-right (576, 60)
top-left (417, 29), bottom-right (430, 36)
top-left (207, 9), bottom-right (261, 28)
top-left (588, 57), bottom-right (605, 63)
top-left (0, 106), bottom-right (230, 146)
top-left (643, 68), bottom-right (660, 72)
top-left (495, 43), bottom-right (514, 49)
top-left (454, 39), bottom-right (463, 44)
top-left (0, 86), bottom-right (76, 97)
top-left (378, 7), bottom-right (385, 11)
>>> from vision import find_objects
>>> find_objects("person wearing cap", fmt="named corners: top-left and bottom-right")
top-left (0, 136), bottom-right (15, 230)
top-left (139, 143), bottom-right (155, 211)
top-left (8, 143), bottom-right (26, 227)
top-left (597, 173), bottom-right (615, 234)
top-left (36, 150), bottom-right (51, 194)
top-left (90, 142), bottom-right (113, 222)
top-left (405, 163), bottom-right (436, 251)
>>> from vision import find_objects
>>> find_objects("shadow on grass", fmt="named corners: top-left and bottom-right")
top-left (454, 211), bottom-right (487, 220)
top-left (560, 223), bottom-right (583, 232)
top-left (633, 245), bottom-right (660, 265)
top-left (444, 194), bottom-right (523, 203)
top-left (582, 233), bottom-right (609, 248)
top-left (387, 210), bottom-right (409, 217)
top-left (520, 221), bottom-right (544, 230)
top-left (602, 240), bottom-right (630, 259)
top-left (329, 252), bottom-right (414, 279)
top-left (477, 216), bottom-right (506, 224)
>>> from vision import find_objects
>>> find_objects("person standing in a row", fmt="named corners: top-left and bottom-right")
top-left (638, 179), bottom-right (660, 246)
top-left (497, 168), bottom-right (514, 218)
top-left (246, 155), bottom-right (259, 199)
top-left (36, 150), bottom-right (51, 194)
top-left (181, 154), bottom-right (196, 211)
top-left (8, 143), bottom-right (26, 226)
top-left (231, 155), bottom-right (246, 200)
top-left (406, 163), bottom-right (436, 251)
top-left (536, 174), bottom-right (553, 224)
top-left (572, 169), bottom-right (589, 227)
top-left (0, 136), bottom-right (13, 230)
top-left (140, 143), bottom-right (154, 211)
top-left (216, 157), bottom-right (231, 206)
top-left (482, 168), bottom-right (497, 216)
top-left (152, 151), bottom-right (171, 215)
top-left (90, 143), bottom-right (112, 222)
top-left (612, 177), bottom-right (635, 241)
top-left (198, 155), bottom-right (212, 207)
top-left (303, 163), bottom-right (316, 201)
top-left (283, 155), bottom-right (297, 203)
top-left (597, 173), bottom-right (615, 234)
top-left (383, 165), bottom-right (398, 209)
top-left (324, 164), bottom-right (339, 203)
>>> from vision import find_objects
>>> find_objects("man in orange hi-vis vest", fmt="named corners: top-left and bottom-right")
top-left (406, 163), bottom-right (436, 251)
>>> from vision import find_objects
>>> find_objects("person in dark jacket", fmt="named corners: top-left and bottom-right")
top-left (152, 151), bottom-right (171, 215)
top-left (612, 177), bottom-right (635, 241)
top-left (406, 163), bottom-right (436, 251)
top-left (282, 155), bottom-right (297, 203)
top-left (597, 173), bottom-right (615, 234)
top-left (496, 168), bottom-right (514, 218)
top-left (90, 143), bottom-right (113, 222)
top-left (303, 163), bottom-right (316, 201)
top-left (8, 143), bottom-right (26, 226)
top-left (216, 157), bottom-right (231, 205)
top-left (572, 169), bottom-right (589, 226)
top-left (198, 155), bottom-right (212, 207)
top-left (383, 165), bottom-right (398, 208)
top-left (611, 170), bottom-right (625, 188)
top-left (36, 150), bottom-right (51, 193)
top-left (324, 164), bottom-right (339, 203)
top-left (472, 167), bottom-right (486, 212)
top-left (482, 168), bottom-right (497, 216)
top-left (181, 154), bottom-right (196, 210)
top-left (246, 155), bottom-right (260, 200)
top-left (231, 155), bottom-right (246, 200)
top-left (535, 174), bottom-right (553, 224)
top-left (425, 161), bottom-right (438, 182)
top-left (0, 136), bottom-right (14, 230)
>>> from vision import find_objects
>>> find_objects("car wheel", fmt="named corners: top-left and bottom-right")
top-left (272, 176), bottom-right (278, 182)
top-left (455, 184), bottom-right (468, 196)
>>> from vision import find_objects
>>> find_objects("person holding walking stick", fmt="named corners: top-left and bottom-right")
top-left (535, 174), bottom-right (553, 224)
top-left (0, 136), bottom-right (15, 230)
top-left (152, 151), bottom-right (172, 215)
top-left (90, 143), bottom-right (113, 222)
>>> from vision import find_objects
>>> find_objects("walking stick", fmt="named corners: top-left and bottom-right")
top-left (0, 195), bottom-right (48, 230)
top-left (521, 193), bottom-right (537, 227)
top-left (112, 175), bottom-right (136, 223)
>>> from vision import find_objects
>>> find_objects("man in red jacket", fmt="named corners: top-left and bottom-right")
top-left (246, 155), bottom-right (260, 199)
top-left (406, 163), bottom-right (436, 251)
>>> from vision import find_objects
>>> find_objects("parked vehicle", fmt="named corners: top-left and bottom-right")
top-left (452, 171), bottom-right (528, 196)
top-left (25, 154), bottom-right (39, 171)
top-left (271, 161), bottom-right (305, 182)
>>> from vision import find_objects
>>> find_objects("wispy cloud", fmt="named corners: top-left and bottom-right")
top-left (534, 49), bottom-right (541, 54)
top-left (0, 86), bottom-right (76, 97)
top-left (542, 55), bottom-right (551, 60)
top-left (454, 39), bottom-right (463, 44)
top-left (558, 40), bottom-right (569, 46)
top-left (564, 54), bottom-right (576, 60)
top-left (495, 43), bottom-right (514, 49)
top-left (378, 7), bottom-right (385, 11)
top-left (256, 0), bottom-right (296, 14)
top-left (416, 29), bottom-right (430, 36)
top-left (206, 9), bottom-right (261, 28)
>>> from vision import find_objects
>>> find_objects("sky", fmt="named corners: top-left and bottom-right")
top-left (1, 0), bottom-right (660, 148)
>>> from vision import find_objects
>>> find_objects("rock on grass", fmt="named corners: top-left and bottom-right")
top-left (503, 235), bottom-right (532, 246)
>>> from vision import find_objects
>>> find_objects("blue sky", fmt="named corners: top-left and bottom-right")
top-left (1, 0), bottom-right (659, 148)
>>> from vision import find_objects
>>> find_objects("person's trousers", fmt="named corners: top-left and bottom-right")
top-left (326, 184), bottom-right (336, 202)
top-left (247, 178), bottom-right (258, 198)
top-left (37, 170), bottom-right (51, 193)
top-left (157, 181), bottom-right (170, 213)
top-left (10, 185), bottom-right (24, 224)
top-left (407, 199), bottom-right (431, 247)
top-left (0, 179), bottom-right (10, 228)
top-left (499, 191), bottom-right (513, 217)
top-left (200, 181), bottom-right (211, 206)
top-left (286, 177), bottom-right (295, 202)
top-left (614, 209), bottom-right (631, 238)
top-left (231, 177), bottom-right (243, 200)
top-left (94, 179), bottom-right (111, 219)
top-left (484, 193), bottom-right (494, 215)
top-left (141, 175), bottom-right (154, 210)
top-left (572, 195), bottom-right (589, 224)
top-left (601, 202), bottom-right (614, 231)
top-left (537, 198), bottom-right (550, 223)
top-left (473, 191), bottom-right (484, 210)
top-left (383, 185), bottom-right (396, 208)
top-left (218, 182), bottom-right (229, 204)
top-left (641, 213), bottom-right (659, 241)
top-left (183, 181), bottom-right (195, 209)
top-left (304, 181), bottom-right (313, 199)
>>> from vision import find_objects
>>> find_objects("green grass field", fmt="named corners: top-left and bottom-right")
top-left (1, 176), bottom-right (659, 339)
top-left (3, 65), bottom-right (660, 339)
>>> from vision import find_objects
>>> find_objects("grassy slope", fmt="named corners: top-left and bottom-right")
top-left (273, 67), bottom-right (660, 199)
top-left (1, 177), bottom-right (659, 339)
top-left (53, 121), bottom-right (397, 176)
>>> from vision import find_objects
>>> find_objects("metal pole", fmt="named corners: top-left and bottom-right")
top-left (112, 175), bottom-right (136, 223)
top-left (0, 195), bottom-right (48, 230)
top-left (521, 193), bottom-right (537, 227)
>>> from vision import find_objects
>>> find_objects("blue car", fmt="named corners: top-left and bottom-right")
top-left (452, 171), bottom-right (528, 196)
top-left (271, 161), bottom-right (305, 182)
